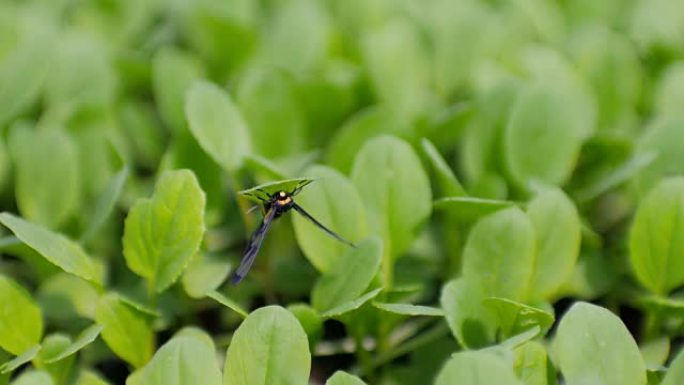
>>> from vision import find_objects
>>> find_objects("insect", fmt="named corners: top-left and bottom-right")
top-left (231, 179), bottom-right (356, 284)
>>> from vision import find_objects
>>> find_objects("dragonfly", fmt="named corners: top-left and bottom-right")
top-left (231, 179), bottom-right (356, 284)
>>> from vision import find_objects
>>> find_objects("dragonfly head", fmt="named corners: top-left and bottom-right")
top-left (274, 191), bottom-right (293, 207)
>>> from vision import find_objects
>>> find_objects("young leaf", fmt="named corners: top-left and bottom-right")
top-left (527, 188), bottom-right (581, 300)
top-left (662, 348), bottom-right (684, 385)
top-left (484, 297), bottom-right (554, 338)
top-left (554, 302), bottom-right (646, 385)
top-left (141, 336), bottom-right (222, 385)
top-left (0, 275), bottom-right (42, 355)
top-left (372, 302), bottom-right (444, 317)
top-left (326, 371), bottom-right (367, 385)
top-left (462, 207), bottom-right (535, 301)
top-left (292, 166), bottom-right (367, 273)
top-left (629, 177), bottom-right (684, 295)
top-left (0, 213), bottom-right (102, 285)
top-left (351, 135), bottom-right (432, 262)
top-left (206, 291), bottom-right (248, 318)
top-left (637, 116), bottom-right (684, 193)
top-left (181, 254), bottom-right (232, 298)
top-left (43, 324), bottom-right (103, 364)
top-left (311, 238), bottom-right (382, 313)
top-left (185, 80), bottom-right (251, 171)
top-left (224, 306), bottom-right (310, 385)
top-left (95, 294), bottom-right (154, 369)
top-left (80, 167), bottom-right (128, 242)
top-left (433, 197), bottom-right (514, 223)
top-left (421, 138), bottom-right (467, 198)
top-left (37, 273), bottom-right (99, 320)
top-left (10, 371), bottom-right (53, 385)
top-left (440, 278), bottom-right (497, 349)
top-left (123, 169), bottom-right (206, 293)
top-left (34, 334), bottom-right (75, 384)
top-left (514, 341), bottom-right (552, 385)
top-left (287, 304), bottom-right (323, 347)
top-left (0, 345), bottom-right (41, 374)
top-left (435, 351), bottom-right (524, 385)
top-left (320, 288), bottom-right (383, 319)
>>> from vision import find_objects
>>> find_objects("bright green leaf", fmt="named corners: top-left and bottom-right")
top-left (123, 169), bottom-right (206, 293)
top-left (0, 345), bottom-right (40, 374)
top-left (637, 117), bottom-right (684, 193)
top-left (421, 138), bottom-right (466, 198)
top-left (239, 178), bottom-right (311, 204)
top-left (440, 278), bottom-right (497, 349)
top-left (10, 371), bottom-right (53, 385)
top-left (287, 304), bottom-right (322, 347)
top-left (326, 371), bottom-right (367, 385)
top-left (185, 80), bottom-right (251, 171)
top-left (554, 302), bottom-right (646, 385)
top-left (37, 273), bottom-right (99, 320)
top-left (81, 167), bottom-right (128, 242)
top-left (224, 306), bottom-right (310, 385)
top-left (0, 275), bottom-right (42, 355)
top-left (182, 254), bottom-right (231, 298)
top-left (321, 288), bottom-right (383, 319)
top-left (514, 341), bottom-right (551, 385)
top-left (206, 290), bottom-right (248, 318)
top-left (44, 324), bottom-right (103, 363)
top-left (662, 348), bottom-right (684, 385)
top-left (484, 297), bottom-right (554, 338)
top-left (434, 197), bottom-right (514, 223)
top-left (141, 336), bottom-right (221, 385)
top-left (436, 350), bottom-right (524, 385)
top-left (372, 302), bottom-right (444, 317)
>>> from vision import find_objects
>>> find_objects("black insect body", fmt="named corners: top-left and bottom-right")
top-left (232, 182), bottom-right (355, 285)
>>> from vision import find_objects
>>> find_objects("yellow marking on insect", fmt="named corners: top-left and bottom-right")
top-left (278, 196), bottom-right (293, 205)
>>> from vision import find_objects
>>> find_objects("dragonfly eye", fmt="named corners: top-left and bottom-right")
top-left (277, 191), bottom-right (288, 201)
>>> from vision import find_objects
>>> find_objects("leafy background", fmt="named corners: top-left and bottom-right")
top-left (0, 0), bottom-right (684, 384)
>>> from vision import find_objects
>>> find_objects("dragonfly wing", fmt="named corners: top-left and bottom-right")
top-left (231, 207), bottom-right (277, 284)
top-left (292, 203), bottom-right (356, 247)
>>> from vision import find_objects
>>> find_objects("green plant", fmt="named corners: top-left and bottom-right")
top-left (1, 0), bottom-right (684, 384)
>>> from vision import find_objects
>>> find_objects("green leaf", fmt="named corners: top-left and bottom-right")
top-left (10, 127), bottom-right (80, 229)
top-left (43, 324), bottom-right (103, 364)
top-left (440, 278), bottom-right (497, 349)
top-left (326, 371), bottom-right (367, 385)
top-left (637, 116), bottom-right (684, 193)
top-left (0, 345), bottom-right (40, 374)
top-left (95, 294), bottom-right (154, 368)
top-left (629, 177), bottom-right (684, 295)
top-left (185, 80), bottom-right (251, 171)
top-left (0, 213), bottom-right (101, 285)
top-left (514, 341), bottom-right (552, 385)
top-left (326, 107), bottom-right (412, 175)
top-left (462, 207), bottom-right (535, 301)
top-left (81, 167), bottom-right (128, 242)
top-left (655, 62), bottom-right (684, 117)
top-left (433, 197), bottom-right (514, 223)
top-left (37, 273), bottom-right (99, 320)
top-left (351, 135), bottom-right (432, 261)
top-left (421, 138), bottom-right (466, 198)
top-left (10, 371), bottom-right (53, 385)
top-left (0, 275), bottom-right (42, 355)
top-left (436, 351), bottom-right (524, 385)
top-left (237, 68), bottom-right (306, 158)
top-left (141, 336), bottom-right (222, 385)
top-left (123, 169), bottom-right (206, 293)
top-left (224, 306), bottom-right (310, 385)
top-left (77, 370), bottom-right (110, 385)
top-left (239, 178), bottom-right (312, 204)
top-left (527, 188), bottom-right (581, 300)
top-left (484, 297), bottom-right (554, 338)
top-left (34, 334), bottom-right (75, 384)
top-left (640, 337), bottom-right (670, 368)
top-left (287, 304), bottom-right (323, 347)
top-left (206, 290), bottom-right (248, 318)
top-left (292, 166), bottom-right (366, 273)
top-left (554, 302), bottom-right (646, 385)
top-left (152, 47), bottom-right (205, 134)
top-left (662, 348), bottom-right (684, 385)
top-left (321, 288), bottom-right (383, 319)
top-left (372, 302), bottom-right (444, 317)
top-left (312, 238), bottom-right (382, 313)
top-left (504, 82), bottom-right (590, 189)
top-left (182, 254), bottom-right (231, 298)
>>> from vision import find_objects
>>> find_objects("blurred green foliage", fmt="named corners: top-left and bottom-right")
top-left (0, 0), bottom-right (684, 384)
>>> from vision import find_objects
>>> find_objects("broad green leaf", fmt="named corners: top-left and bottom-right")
top-left (77, 370), bottom-right (110, 385)
top-left (436, 351), bottom-right (524, 385)
top-left (662, 349), bottom-right (684, 385)
top-left (141, 336), bottom-right (221, 385)
top-left (81, 167), bottom-right (128, 242)
top-left (95, 294), bottom-right (154, 368)
top-left (440, 278), bottom-right (497, 349)
top-left (484, 297), bottom-right (554, 338)
top-left (312, 238), bottom-right (381, 312)
top-left (239, 178), bottom-right (312, 204)
top-left (292, 166), bottom-right (367, 273)
top-left (34, 334), bottom-right (74, 384)
top-left (351, 136), bottom-right (431, 261)
top-left (326, 371), bottom-right (367, 385)
top-left (152, 47), bottom-right (205, 134)
top-left (10, 371), bottom-right (53, 385)
top-left (0, 26), bottom-right (53, 127)
top-left (514, 341), bottom-right (551, 385)
top-left (0, 275), bottom-right (42, 355)
top-left (372, 302), bottom-right (444, 317)
top-left (640, 337), bottom-right (670, 368)
top-left (123, 169), bottom-right (206, 293)
top-left (185, 81), bottom-right (251, 171)
top-left (434, 197), bottom-right (514, 223)
top-left (574, 152), bottom-right (657, 203)
top-left (206, 290), bottom-right (248, 318)
top-left (0, 213), bottom-right (101, 284)
top-left (655, 62), bottom-right (684, 117)
top-left (421, 138), bottom-right (466, 197)
top-left (37, 273), bottom-right (99, 320)
top-left (237, 68), bottom-right (306, 158)
top-left (462, 207), bottom-right (535, 301)
top-left (504, 82), bottom-right (590, 189)
top-left (224, 306), bottom-right (310, 385)
top-left (527, 188), bottom-right (581, 300)
top-left (637, 117), bottom-right (684, 193)
top-left (554, 302), bottom-right (646, 385)
top-left (326, 107), bottom-right (412, 174)
top-left (10, 127), bottom-right (80, 229)
top-left (182, 254), bottom-right (231, 298)
top-left (629, 0), bottom-right (684, 55)
top-left (0, 345), bottom-right (40, 374)
top-left (287, 304), bottom-right (322, 347)
top-left (629, 177), bottom-right (684, 295)
top-left (639, 295), bottom-right (684, 317)
top-left (43, 324), bottom-right (103, 363)
top-left (321, 288), bottom-right (383, 319)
